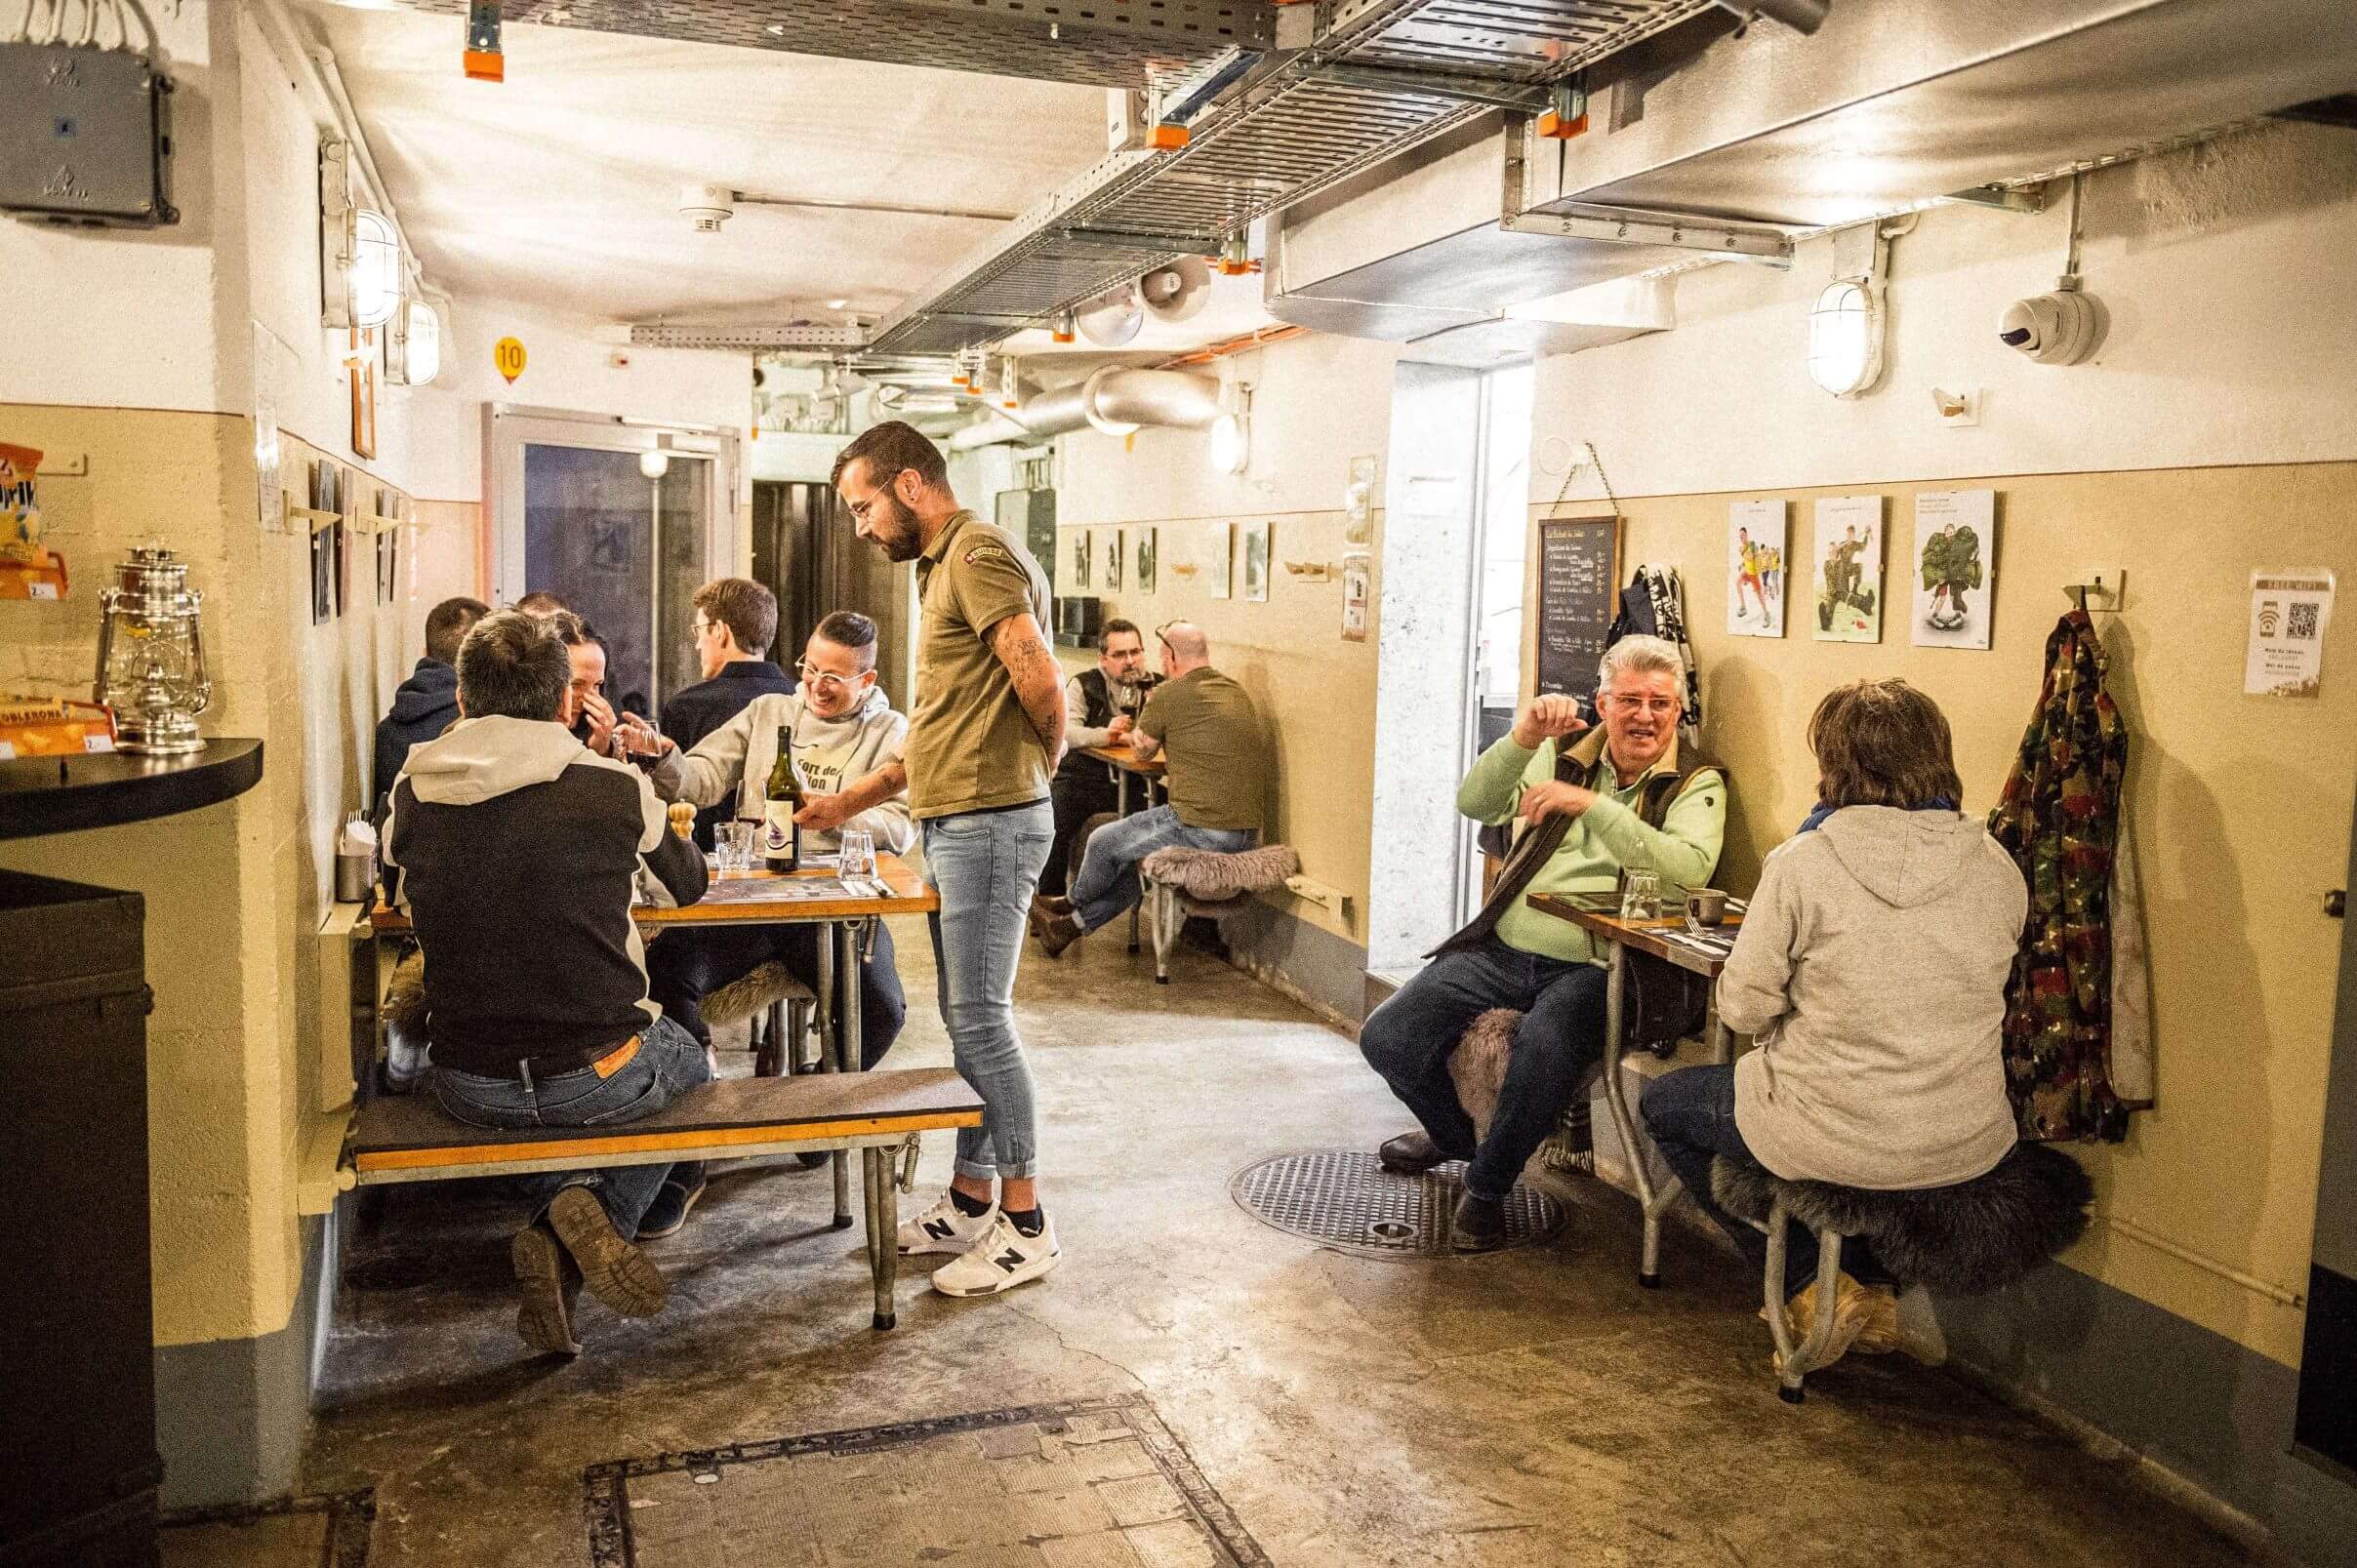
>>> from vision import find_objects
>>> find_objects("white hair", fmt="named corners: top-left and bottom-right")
top-left (1598, 635), bottom-right (1684, 697)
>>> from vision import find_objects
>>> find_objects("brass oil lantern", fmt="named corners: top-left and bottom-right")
top-left (93, 544), bottom-right (211, 753)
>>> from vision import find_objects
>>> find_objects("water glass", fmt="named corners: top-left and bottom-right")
top-left (717, 820), bottom-right (754, 874)
top-left (1619, 868), bottom-right (1661, 920)
top-left (838, 828), bottom-right (874, 881)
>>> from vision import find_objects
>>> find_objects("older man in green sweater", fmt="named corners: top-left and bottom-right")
top-left (1359, 635), bottom-right (1726, 1249)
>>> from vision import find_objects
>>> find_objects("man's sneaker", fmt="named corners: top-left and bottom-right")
top-left (511, 1224), bottom-right (583, 1357)
top-left (898, 1190), bottom-right (999, 1256)
top-left (546, 1185), bottom-right (668, 1317)
top-left (635, 1163), bottom-right (707, 1240)
top-left (929, 1211), bottom-right (1062, 1298)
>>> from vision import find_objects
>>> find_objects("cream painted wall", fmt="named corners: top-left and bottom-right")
top-left (1511, 125), bottom-right (2357, 1367)
top-left (1050, 334), bottom-right (1401, 946)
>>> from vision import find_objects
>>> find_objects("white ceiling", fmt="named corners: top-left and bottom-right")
top-left (299, 6), bottom-right (1114, 328)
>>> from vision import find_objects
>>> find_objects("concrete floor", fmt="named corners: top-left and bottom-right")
top-left (308, 917), bottom-right (2262, 1567)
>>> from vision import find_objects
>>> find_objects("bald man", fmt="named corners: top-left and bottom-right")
top-left (1031, 622), bottom-right (1265, 956)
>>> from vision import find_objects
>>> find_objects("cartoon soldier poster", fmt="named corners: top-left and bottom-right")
top-left (1913, 489), bottom-right (1997, 649)
top-left (1811, 495), bottom-right (1884, 643)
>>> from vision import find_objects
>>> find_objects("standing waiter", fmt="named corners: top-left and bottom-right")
top-left (833, 422), bottom-right (1069, 1299)
top-left (1041, 619), bottom-right (1159, 898)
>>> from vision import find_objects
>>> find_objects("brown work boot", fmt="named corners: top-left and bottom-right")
top-left (511, 1223), bottom-right (584, 1357)
top-left (1377, 1128), bottom-right (1446, 1175)
top-left (546, 1185), bottom-right (668, 1318)
top-left (1030, 904), bottom-right (1083, 957)
top-left (1036, 894), bottom-right (1074, 918)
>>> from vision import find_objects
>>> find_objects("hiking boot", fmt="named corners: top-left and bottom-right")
top-left (1377, 1129), bottom-right (1446, 1175)
top-left (546, 1185), bottom-right (668, 1318)
top-left (511, 1224), bottom-right (584, 1357)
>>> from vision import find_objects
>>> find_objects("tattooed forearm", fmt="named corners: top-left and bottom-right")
top-left (989, 613), bottom-right (1069, 765)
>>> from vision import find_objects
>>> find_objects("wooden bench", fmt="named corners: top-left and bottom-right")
top-left (342, 1067), bottom-right (984, 1331)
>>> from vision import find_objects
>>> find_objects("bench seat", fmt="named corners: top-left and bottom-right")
top-left (346, 1067), bottom-right (982, 1183)
top-left (342, 1067), bottom-right (985, 1331)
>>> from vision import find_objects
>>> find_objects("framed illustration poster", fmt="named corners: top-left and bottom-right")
top-left (1070, 529), bottom-right (1091, 591)
top-left (1812, 495), bottom-right (1884, 643)
top-left (1208, 521), bottom-right (1233, 600)
top-left (1105, 528), bottom-right (1124, 592)
top-left (1727, 498), bottom-right (1785, 637)
top-left (1241, 522), bottom-right (1270, 603)
top-left (1134, 527), bottom-right (1157, 594)
top-left (1913, 489), bottom-right (1996, 649)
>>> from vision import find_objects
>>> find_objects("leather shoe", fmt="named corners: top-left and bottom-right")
top-left (1450, 1191), bottom-right (1509, 1253)
top-left (1377, 1128), bottom-right (1446, 1175)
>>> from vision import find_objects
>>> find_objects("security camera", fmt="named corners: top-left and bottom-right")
top-left (679, 183), bottom-right (736, 234)
top-left (1999, 283), bottom-right (2102, 365)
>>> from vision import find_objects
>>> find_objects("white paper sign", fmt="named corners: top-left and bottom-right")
top-left (1727, 499), bottom-right (1786, 637)
top-left (2245, 570), bottom-right (2335, 697)
top-left (1912, 489), bottom-right (1996, 650)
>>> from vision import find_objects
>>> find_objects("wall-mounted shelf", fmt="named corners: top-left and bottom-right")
top-left (284, 499), bottom-right (342, 536)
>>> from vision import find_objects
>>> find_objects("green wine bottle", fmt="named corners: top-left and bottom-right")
top-left (762, 724), bottom-right (802, 873)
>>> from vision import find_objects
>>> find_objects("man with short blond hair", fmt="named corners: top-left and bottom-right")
top-left (833, 420), bottom-right (1067, 1299)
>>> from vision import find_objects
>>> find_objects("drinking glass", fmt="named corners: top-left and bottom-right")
top-left (1619, 869), bottom-right (1661, 920)
top-left (717, 821), bottom-right (753, 873)
top-left (838, 828), bottom-right (874, 881)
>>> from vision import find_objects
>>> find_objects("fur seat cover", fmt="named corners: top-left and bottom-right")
top-left (1711, 1143), bottom-right (2093, 1296)
top-left (701, 959), bottom-right (817, 1030)
top-left (1447, 1008), bottom-right (1522, 1140)
top-left (1141, 843), bottom-right (1301, 902)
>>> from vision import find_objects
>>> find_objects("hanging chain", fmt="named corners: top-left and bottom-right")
top-left (1546, 439), bottom-right (1621, 518)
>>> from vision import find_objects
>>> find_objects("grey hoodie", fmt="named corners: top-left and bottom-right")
top-left (1719, 806), bottom-right (2027, 1190)
top-left (650, 684), bottom-right (914, 856)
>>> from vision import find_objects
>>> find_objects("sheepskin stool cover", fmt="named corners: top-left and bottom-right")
top-left (1140, 843), bottom-right (1302, 919)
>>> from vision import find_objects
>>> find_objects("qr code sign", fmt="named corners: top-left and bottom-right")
top-left (2288, 601), bottom-right (2320, 641)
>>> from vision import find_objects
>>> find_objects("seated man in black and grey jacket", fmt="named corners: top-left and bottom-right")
top-left (383, 609), bottom-right (712, 1360)
top-left (1041, 618), bottom-right (1159, 897)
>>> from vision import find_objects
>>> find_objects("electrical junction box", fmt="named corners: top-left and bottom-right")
top-left (0, 42), bottom-right (176, 227)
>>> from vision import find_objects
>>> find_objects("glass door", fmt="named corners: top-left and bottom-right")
top-left (489, 407), bottom-right (740, 719)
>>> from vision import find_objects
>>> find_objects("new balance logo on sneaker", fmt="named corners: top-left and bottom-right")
top-left (931, 1212), bottom-right (1062, 1299)
top-left (995, 1249), bottom-right (1025, 1270)
top-left (897, 1190), bottom-right (998, 1257)
top-left (924, 1218), bottom-right (956, 1239)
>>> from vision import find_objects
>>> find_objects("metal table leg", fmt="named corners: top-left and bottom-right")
top-left (1596, 943), bottom-right (1669, 1288)
top-left (835, 917), bottom-right (866, 1228)
top-left (815, 922), bottom-right (851, 1231)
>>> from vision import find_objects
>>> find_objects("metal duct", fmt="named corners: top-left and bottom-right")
top-left (950, 369), bottom-right (1221, 450)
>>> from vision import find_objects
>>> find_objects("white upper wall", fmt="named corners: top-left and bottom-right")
top-left (1529, 122), bottom-right (2357, 504)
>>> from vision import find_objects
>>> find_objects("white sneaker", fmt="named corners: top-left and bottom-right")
top-left (897, 1190), bottom-right (999, 1256)
top-left (929, 1212), bottom-right (1062, 1298)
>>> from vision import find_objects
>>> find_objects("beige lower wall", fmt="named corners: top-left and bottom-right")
top-left (0, 403), bottom-right (480, 1347)
top-left (1532, 460), bottom-right (2356, 1365)
top-left (1049, 506), bottom-right (1378, 948)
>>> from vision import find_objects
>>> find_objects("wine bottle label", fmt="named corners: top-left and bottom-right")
top-left (763, 800), bottom-right (794, 854)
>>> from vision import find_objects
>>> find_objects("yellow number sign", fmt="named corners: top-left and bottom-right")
top-left (494, 337), bottom-right (527, 384)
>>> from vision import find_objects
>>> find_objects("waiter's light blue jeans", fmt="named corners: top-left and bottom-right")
top-left (922, 801), bottom-right (1054, 1182)
top-left (1069, 804), bottom-right (1257, 934)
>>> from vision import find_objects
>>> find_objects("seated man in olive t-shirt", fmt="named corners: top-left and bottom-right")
top-left (1030, 621), bottom-right (1263, 955)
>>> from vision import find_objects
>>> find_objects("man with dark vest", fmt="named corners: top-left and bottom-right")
top-left (1357, 635), bottom-right (1726, 1250)
top-left (1040, 619), bottom-right (1160, 897)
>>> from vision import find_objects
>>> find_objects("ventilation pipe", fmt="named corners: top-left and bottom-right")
top-left (1709, 0), bottom-right (1828, 33)
top-left (948, 368), bottom-right (1220, 451)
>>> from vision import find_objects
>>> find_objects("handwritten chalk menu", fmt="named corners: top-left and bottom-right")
top-left (1535, 516), bottom-right (1621, 701)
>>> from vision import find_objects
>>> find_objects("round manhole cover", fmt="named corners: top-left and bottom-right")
top-left (1230, 1149), bottom-right (1569, 1259)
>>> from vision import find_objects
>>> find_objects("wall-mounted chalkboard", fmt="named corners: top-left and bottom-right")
top-left (1534, 515), bottom-right (1621, 703)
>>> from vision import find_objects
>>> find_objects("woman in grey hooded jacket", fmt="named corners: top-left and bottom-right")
top-left (1641, 679), bottom-right (2026, 1365)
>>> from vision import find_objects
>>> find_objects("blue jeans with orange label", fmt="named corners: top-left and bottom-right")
top-left (429, 1014), bottom-right (711, 1238)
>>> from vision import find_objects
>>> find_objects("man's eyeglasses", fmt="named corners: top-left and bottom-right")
top-left (842, 469), bottom-right (907, 522)
top-left (1602, 694), bottom-right (1680, 717)
top-left (795, 663), bottom-right (866, 692)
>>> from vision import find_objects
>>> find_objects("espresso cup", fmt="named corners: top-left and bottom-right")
top-left (1686, 888), bottom-right (1729, 928)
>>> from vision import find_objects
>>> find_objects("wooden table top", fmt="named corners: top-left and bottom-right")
top-left (1527, 891), bottom-right (1744, 977)
top-left (1082, 744), bottom-right (1165, 776)
top-left (371, 853), bottom-right (936, 935)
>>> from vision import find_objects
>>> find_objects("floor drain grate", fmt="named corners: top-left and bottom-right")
top-left (1230, 1148), bottom-right (1569, 1259)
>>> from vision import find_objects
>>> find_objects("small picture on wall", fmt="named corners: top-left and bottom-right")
top-left (1208, 521), bottom-right (1233, 600)
top-left (1241, 522), bottom-right (1270, 604)
top-left (1135, 527), bottom-right (1157, 594)
top-left (1105, 528), bottom-right (1124, 593)
top-left (1812, 495), bottom-right (1884, 643)
top-left (1912, 489), bottom-right (1996, 650)
top-left (1727, 499), bottom-right (1786, 638)
top-left (1071, 529), bottom-right (1092, 591)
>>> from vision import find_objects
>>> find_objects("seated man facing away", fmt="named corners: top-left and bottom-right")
top-left (372, 594), bottom-right (487, 822)
top-left (383, 610), bottom-right (711, 1359)
top-left (660, 578), bottom-right (797, 847)
top-left (1642, 679), bottom-right (2023, 1367)
top-left (1029, 620), bottom-right (1262, 957)
top-left (1041, 619), bottom-right (1160, 898)
top-left (631, 609), bottom-right (914, 1076)
top-left (1360, 635), bottom-right (1725, 1250)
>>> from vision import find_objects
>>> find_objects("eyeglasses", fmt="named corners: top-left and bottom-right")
top-left (1602, 694), bottom-right (1680, 717)
top-left (795, 663), bottom-right (867, 692)
top-left (841, 469), bottom-right (907, 522)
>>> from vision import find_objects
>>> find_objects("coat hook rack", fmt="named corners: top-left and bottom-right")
top-left (2064, 566), bottom-right (2125, 613)
top-left (1282, 559), bottom-right (1332, 582)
